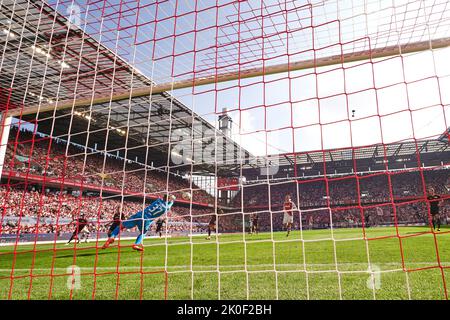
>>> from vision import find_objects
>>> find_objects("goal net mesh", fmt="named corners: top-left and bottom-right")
top-left (0, 0), bottom-right (449, 300)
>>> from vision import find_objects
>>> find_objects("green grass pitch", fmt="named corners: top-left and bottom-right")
top-left (1, 226), bottom-right (449, 300)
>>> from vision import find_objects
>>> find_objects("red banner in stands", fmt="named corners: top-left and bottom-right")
top-left (217, 177), bottom-right (239, 191)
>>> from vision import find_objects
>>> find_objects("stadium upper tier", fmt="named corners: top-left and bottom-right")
top-left (3, 126), bottom-right (215, 205)
top-left (239, 137), bottom-right (450, 180)
top-left (234, 168), bottom-right (449, 210)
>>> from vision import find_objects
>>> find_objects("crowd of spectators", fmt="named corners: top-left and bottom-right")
top-left (3, 127), bottom-right (214, 204)
top-left (2, 173), bottom-right (448, 237)
top-left (0, 186), bottom-right (216, 236)
top-left (231, 169), bottom-right (449, 231)
top-left (234, 198), bottom-right (449, 233)
top-left (2, 127), bottom-right (449, 237)
top-left (235, 170), bottom-right (449, 209)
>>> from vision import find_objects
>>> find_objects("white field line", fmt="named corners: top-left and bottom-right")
top-left (0, 262), bottom-right (447, 274)
top-left (0, 236), bottom-right (138, 247)
top-left (0, 233), bottom-right (214, 247)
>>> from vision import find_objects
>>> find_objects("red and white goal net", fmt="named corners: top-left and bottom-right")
top-left (0, 0), bottom-right (449, 300)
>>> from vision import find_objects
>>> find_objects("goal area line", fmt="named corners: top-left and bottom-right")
top-left (0, 233), bottom-right (215, 247)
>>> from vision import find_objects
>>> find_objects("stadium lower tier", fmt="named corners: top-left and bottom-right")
top-left (1, 227), bottom-right (450, 300)
top-left (4, 127), bottom-right (214, 205)
top-left (1, 184), bottom-right (449, 243)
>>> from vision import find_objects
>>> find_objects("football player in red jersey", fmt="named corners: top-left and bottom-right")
top-left (283, 194), bottom-right (297, 237)
top-left (427, 187), bottom-right (443, 231)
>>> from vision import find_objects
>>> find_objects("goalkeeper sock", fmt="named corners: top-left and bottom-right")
top-left (135, 234), bottom-right (144, 245)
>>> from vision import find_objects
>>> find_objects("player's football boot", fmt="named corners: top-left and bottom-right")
top-left (132, 244), bottom-right (144, 252)
top-left (102, 238), bottom-right (114, 249)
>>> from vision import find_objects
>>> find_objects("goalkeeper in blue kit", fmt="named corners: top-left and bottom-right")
top-left (102, 194), bottom-right (176, 251)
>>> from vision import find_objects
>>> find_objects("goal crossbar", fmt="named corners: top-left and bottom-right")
top-left (6, 37), bottom-right (450, 118)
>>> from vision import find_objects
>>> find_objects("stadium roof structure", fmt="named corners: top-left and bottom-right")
top-left (438, 127), bottom-right (450, 143)
top-left (0, 0), bottom-right (251, 174)
top-left (240, 138), bottom-right (450, 180)
top-left (284, 139), bottom-right (449, 165)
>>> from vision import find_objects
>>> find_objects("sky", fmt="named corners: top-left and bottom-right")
top-left (46, 0), bottom-right (450, 157)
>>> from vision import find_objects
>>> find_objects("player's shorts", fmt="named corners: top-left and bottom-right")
top-left (108, 223), bottom-right (120, 237)
top-left (283, 213), bottom-right (293, 224)
top-left (80, 226), bottom-right (90, 234)
top-left (432, 213), bottom-right (441, 221)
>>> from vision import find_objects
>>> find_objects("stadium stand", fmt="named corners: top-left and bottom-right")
top-left (3, 126), bottom-right (214, 204)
